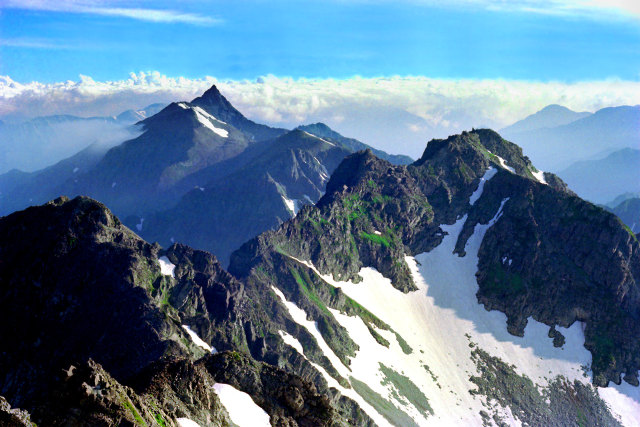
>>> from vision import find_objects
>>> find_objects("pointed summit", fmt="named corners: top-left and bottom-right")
top-left (191, 85), bottom-right (286, 142)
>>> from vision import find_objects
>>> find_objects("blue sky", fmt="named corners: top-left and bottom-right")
top-left (1, 0), bottom-right (639, 83)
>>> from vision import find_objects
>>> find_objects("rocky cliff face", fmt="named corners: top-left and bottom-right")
top-left (229, 129), bottom-right (640, 422)
top-left (0, 196), bottom-right (368, 426)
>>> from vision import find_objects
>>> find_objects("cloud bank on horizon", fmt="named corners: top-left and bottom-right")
top-left (2, 72), bottom-right (639, 158)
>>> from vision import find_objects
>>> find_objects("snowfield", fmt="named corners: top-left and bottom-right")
top-left (212, 383), bottom-right (271, 427)
top-left (274, 167), bottom-right (640, 426)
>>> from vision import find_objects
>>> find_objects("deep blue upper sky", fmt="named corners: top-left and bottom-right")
top-left (1, 0), bottom-right (639, 83)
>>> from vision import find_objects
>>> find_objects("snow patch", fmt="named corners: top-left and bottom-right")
top-left (281, 195), bottom-right (301, 216)
top-left (182, 325), bottom-right (216, 353)
top-left (192, 105), bottom-right (227, 124)
top-left (531, 169), bottom-right (547, 185)
top-left (111, 182), bottom-right (116, 188)
top-left (278, 330), bottom-right (305, 355)
top-left (302, 131), bottom-right (336, 146)
top-left (176, 418), bottom-right (200, 427)
top-left (212, 383), bottom-right (270, 427)
top-left (158, 256), bottom-right (175, 277)
top-left (135, 217), bottom-right (144, 231)
top-left (271, 286), bottom-right (351, 378)
top-left (469, 167), bottom-right (497, 205)
top-left (193, 106), bottom-right (228, 137)
top-left (72, 167), bottom-right (79, 173)
top-left (177, 102), bottom-right (189, 109)
top-left (495, 154), bottom-right (515, 173)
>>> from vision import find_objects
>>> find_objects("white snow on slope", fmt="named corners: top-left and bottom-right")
top-left (302, 131), bottom-right (336, 146)
top-left (487, 151), bottom-right (515, 173)
top-left (496, 156), bottom-right (515, 173)
top-left (158, 256), bottom-right (175, 277)
top-left (212, 383), bottom-right (271, 427)
top-left (469, 167), bottom-right (497, 205)
top-left (193, 106), bottom-right (229, 138)
top-left (181, 325), bottom-right (216, 353)
top-left (192, 105), bottom-right (228, 124)
top-left (282, 195), bottom-right (299, 216)
top-left (271, 286), bottom-right (351, 379)
top-left (176, 418), bottom-right (200, 427)
top-left (286, 195), bottom-right (639, 425)
top-left (278, 330), bottom-right (305, 355)
top-left (531, 168), bottom-right (547, 185)
top-left (177, 102), bottom-right (189, 109)
top-left (272, 289), bottom-right (396, 427)
top-left (599, 383), bottom-right (640, 427)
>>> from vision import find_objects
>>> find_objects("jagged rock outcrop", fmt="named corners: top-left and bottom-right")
top-left (0, 196), bottom-right (371, 426)
top-left (230, 129), bottom-right (640, 388)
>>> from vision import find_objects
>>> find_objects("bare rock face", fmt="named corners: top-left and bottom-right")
top-left (231, 129), bottom-right (640, 388)
top-left (0, 196), bottom-right (369, 426)
top-left (0, 396), bottom-right (35, 427)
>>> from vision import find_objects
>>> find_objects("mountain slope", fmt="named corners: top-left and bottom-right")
top-left (558, 147), bottom-right (640, 204)
top-left (135, 129), bottom-right (353, 266)
top-left (0, 143), bottom-right (110, 215)
top-left (608, 197), bottom-right (640, 234)
top-left (0, 105), bottom-right (163, 174)
top-left (502, 105), bottom-right (640, 171)
top-left (0, 196), bottom-right (367, 426)
top-left (229, 129), bottom-right (640, 425)
top-left (297, 123), bottom-right (414, 165)
top-left (501, 104), bottom-right (591, 134)
top-left (0, 86), bottom-right (289, 218)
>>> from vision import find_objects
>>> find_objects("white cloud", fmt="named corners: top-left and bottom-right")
top-left (348, 0), bottom-right (640, 20)
top-left (2, 72), bottom-right (639, 158)
top-left (0, 0), bottom-right (221, 25)
top-left (0, 38), bottom-right (76, 49)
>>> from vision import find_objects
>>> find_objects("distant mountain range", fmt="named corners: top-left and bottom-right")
top-left (501, 104), bottom-right (592, 135)
top-left (557, 147), bottom-right (640, 204)
top-left (0, 104), bottom-right (165, 174)
top-left (607, 197), bottom-right (640, 234)
top-left (501, 104), bottom-right (639, 172)
top-left (0, 85), bottom-right (412, 265)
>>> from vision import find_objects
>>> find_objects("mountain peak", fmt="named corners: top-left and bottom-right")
top-left (191, 84), bottom-right (237, 113)
top-left (198, 84), bottom-right (224, 101)
top-left (501, 104), bottom-right (591, 135)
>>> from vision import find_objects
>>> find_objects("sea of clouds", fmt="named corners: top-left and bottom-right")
top-left (2, 71), bottom-right (639, 158)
